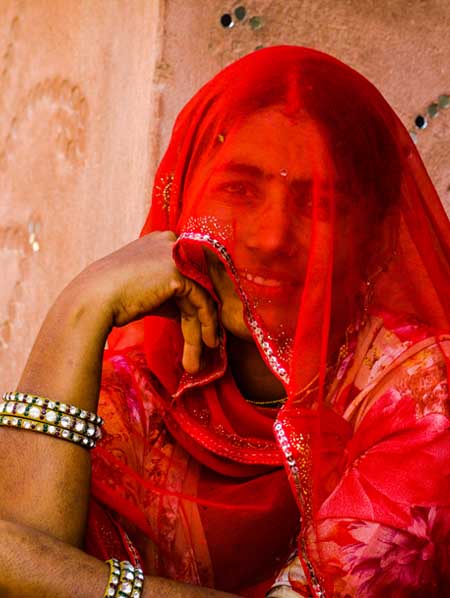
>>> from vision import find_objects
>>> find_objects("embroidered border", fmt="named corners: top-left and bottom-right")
top-left (178, 232), bottom-right (289, 383)
top-left (274, 421), bottom-right (326, 598)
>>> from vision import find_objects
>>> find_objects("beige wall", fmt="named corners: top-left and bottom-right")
top-left (1, 0), bottom-right (449, 388)
top-left (0, 0), bottom-right (163, 387)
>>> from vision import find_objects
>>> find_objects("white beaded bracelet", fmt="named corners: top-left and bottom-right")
top-left (0, 392), bottom-right (103, 449)
top-left (104, 559), bottom-right (144, 598)
top-left (3, 392), bottom-right (103, 425)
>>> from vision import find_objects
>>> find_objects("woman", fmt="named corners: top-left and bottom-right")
top-left (0, 46), bottom-right (449, 598)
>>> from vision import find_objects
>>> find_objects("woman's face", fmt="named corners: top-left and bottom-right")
top-left (185, 108), bottom-right (357, 342)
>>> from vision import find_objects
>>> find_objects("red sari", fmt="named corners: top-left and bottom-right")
top-left (85, 46), bottom-right (450, 597)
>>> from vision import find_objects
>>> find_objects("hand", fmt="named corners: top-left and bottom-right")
top-left (78, 231), bottom-right (218, 373)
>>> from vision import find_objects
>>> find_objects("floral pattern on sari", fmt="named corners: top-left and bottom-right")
top-left (88, 348), bottom-right (214, 586)
top-left (86, 314), bottom-right (450, 597)
top-left (318, 506), bottom-right (450, 598)
top-left (269, 315), bottom-right (450, 597)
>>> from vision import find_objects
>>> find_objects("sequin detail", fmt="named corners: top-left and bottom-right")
top-left (274, 420), bottom-right (327, 598)
top-left (179, 232), bottom-right (289, 383)
top-left (184, 217), bottom-right (233, 243)
top-left (155, 173), bottom-right (175, 213)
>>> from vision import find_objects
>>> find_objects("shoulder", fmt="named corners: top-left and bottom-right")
top-left (344, 310), bottom-right (449, 427)
top-left (357, 311), bottom-right (429, 378)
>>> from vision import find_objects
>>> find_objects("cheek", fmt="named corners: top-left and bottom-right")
top-left (185, 191), bottom-right (236, 223)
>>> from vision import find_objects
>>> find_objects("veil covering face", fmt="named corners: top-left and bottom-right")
top-left (93, 46), bottom-right (450, 597)
top-left (144, 44), bottom-right (448, 383)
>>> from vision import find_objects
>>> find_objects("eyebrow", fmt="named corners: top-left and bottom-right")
top-left (214, 161), bottom-right (268, 179)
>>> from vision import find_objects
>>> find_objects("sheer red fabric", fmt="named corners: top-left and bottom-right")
top-left (87, 46), bottom-right (450, 597)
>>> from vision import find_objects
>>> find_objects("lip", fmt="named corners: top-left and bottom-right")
top-left (237, 269), bottom-right (302, 288)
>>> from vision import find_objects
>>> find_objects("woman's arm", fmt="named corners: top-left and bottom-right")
top-left (0, 519), bottom-right (239, 598)
top-left (0, 231), bottom-right (222, 595)
top-left (0, 278), bottom-right (110, 546)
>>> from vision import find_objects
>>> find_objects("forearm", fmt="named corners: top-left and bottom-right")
top-left (0, 519), bottom-right (240, 598)
top-left (17, 272), bottom-right (112, 411)
top-left (1, 276), bottom-right (111, 546)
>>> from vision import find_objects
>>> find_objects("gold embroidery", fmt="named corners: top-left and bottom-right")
top-left (398, 354), bottom-right (448, 418)
top-left (155, 173), bottom-right (175, 213)
top-left (363, 346), bottom-right (381, 368)
top-left (291, 431), bottom-right (313, 523)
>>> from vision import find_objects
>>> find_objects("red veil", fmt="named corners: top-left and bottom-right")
top-left (87, 47), bottom-right (450, 597)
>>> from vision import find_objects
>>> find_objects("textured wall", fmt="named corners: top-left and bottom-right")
top-left (1, 0), bottom-right (449, 388)
top-left (0, 1), bottom-right (163, 387)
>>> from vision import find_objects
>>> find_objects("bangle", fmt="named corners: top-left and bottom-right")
top-left (0, 414), bottom-right (96, 448)
top-left (103, 559), bottom-right (144, 598)
top-left (118, 560), bottom-right (144, 598)
top-left (0, 392), bottom-right (103, 449)
top-left (1, 395), bottom-right (102, 437)
top-left (2, 392), bottom-right (103, 425)
top-left (104, 559), bottom-right (121, 597)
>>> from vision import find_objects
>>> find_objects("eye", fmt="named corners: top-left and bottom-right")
top-left (217, 180), bottom-right (258, 200)
top-left (291, 186), bottom-right (331, 221)
top-left (291, 184), bottom-right (313, 213)
top-left (222, 181), bottom-right (249, 195)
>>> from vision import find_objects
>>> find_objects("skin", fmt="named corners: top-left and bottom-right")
top-left (0, 108), bottom-right (365, 596)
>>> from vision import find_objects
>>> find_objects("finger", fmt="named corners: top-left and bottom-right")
top-left (180, 280), bottom-right (219, 349)
top-left (176, 295), bottom-right (203, 373)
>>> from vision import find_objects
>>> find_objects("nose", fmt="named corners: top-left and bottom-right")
top-left (245, 183), bottom-right (296, 257)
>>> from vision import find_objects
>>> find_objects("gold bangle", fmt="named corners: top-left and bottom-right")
top-left (127, 561), bottom-right (144, 598)
top-left (117, 560), bottom-right (138, 597)
top-left (104, 559), bottom-right (121, 597)
top-left (103, 560), bottom-right (144, 598)
top-left (1, 392), bottom-right (104, 449)
top-left (2, 392), bottom-right (103, 425)
top-left (0, 414), bottom-right (96, 448)
top-left (131, 566), bottom-right (144, 597)
top-left (0, 397), bottom-right (101, 439)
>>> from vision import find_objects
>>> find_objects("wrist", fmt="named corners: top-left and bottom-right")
top-left (17, 269), bottom-right (115, 410)
top-left (56, 268), bottom-right (115, 339)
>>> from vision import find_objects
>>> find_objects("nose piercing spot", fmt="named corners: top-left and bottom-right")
top-left (279, 169), bottom-right (288, 177)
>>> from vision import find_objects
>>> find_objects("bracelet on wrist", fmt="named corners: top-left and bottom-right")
top-left (104, 559), bottom-right (144, 598)
top-left (0, 391), bottom-right (103, 449)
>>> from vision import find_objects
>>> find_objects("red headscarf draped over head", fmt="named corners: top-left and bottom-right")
top-left (140, 45), bottom-right (448, 389)
top-left (100, 46), bottom-right (450, 596)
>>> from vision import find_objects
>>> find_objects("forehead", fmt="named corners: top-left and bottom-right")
top-left (212, 108), bottom-right (331, 178)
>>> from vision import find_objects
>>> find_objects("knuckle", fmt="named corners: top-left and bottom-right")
top-left (158, 230), bottom-right (177, 241)
top-left (172, 276), bottom-right (191, 300)
top-left (180, 311), bottom-right (194, 322)
top-left (170, 274), bottom-right (184, 292)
